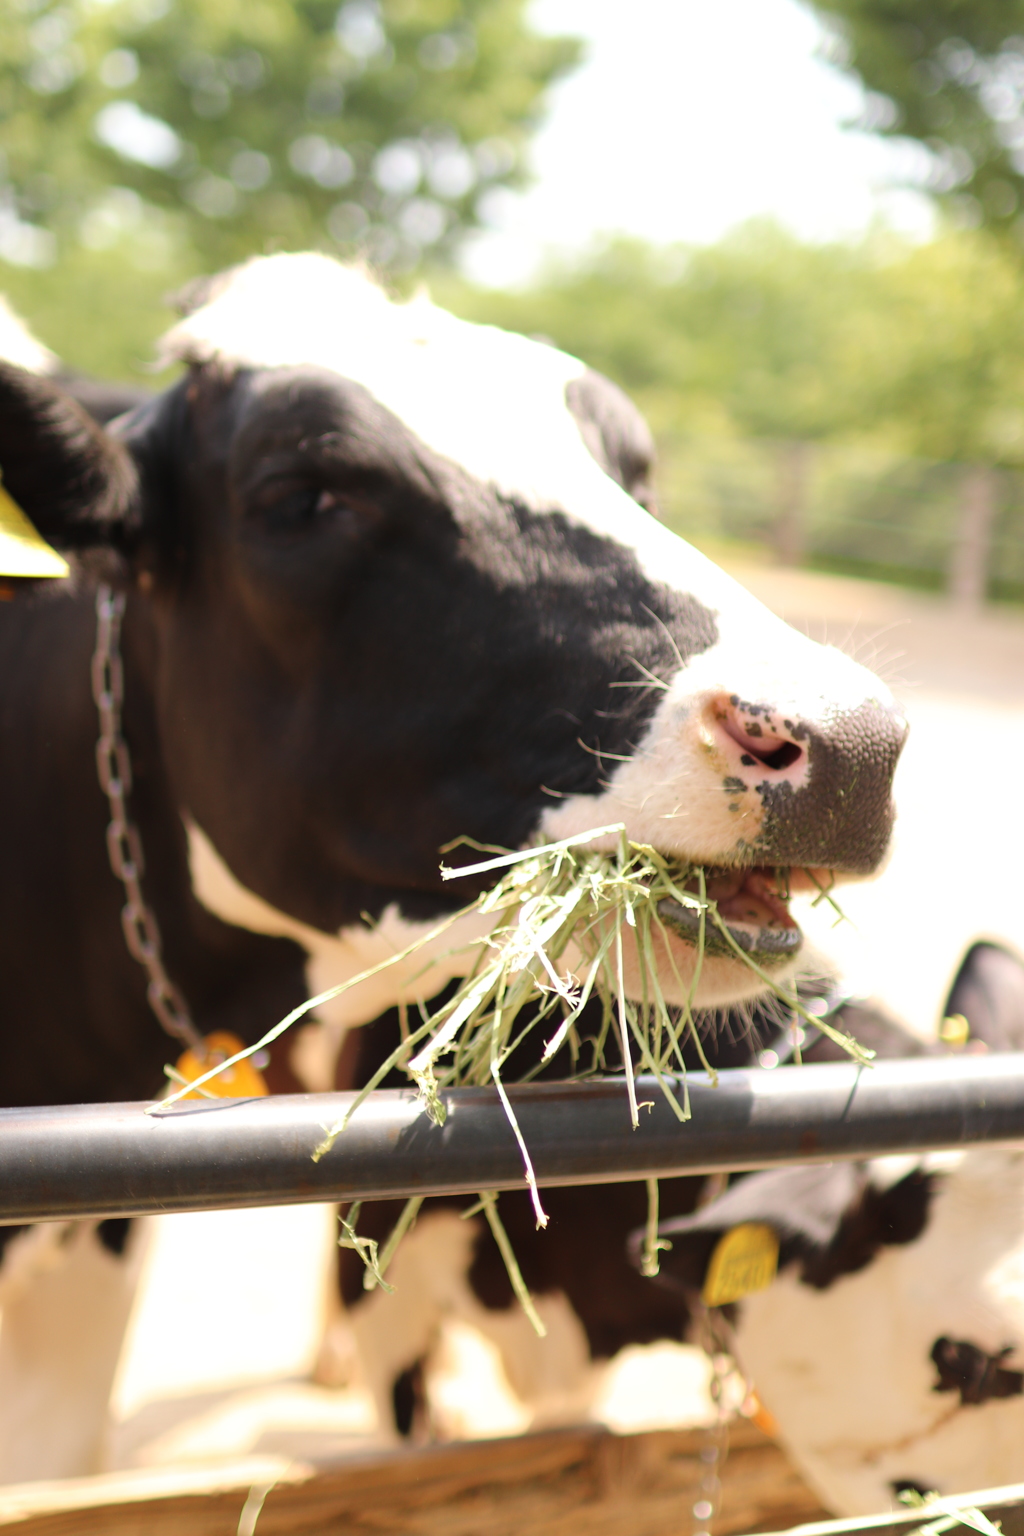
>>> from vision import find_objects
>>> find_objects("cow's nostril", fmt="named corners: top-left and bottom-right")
top-left (717, 703), bottom-right (805, 774)
top-left (755, 740), bottom-right (802, 772)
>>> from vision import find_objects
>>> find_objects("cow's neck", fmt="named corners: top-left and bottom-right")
top-left (119, 587), bottom-right (490, 1084)
top-left (0, 581), bottom-right (307, 1104)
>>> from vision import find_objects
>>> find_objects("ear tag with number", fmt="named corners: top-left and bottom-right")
top-left (702, 1222), bottom-right (779, 1307)
top-left (174, 1031), bottom-right (269, 1099)
top-left (0, 471), bottom-right (69, 579)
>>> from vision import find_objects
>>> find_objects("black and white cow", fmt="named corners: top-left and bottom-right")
top-left (0, 252), bottom-right (906, 1478)
top-left (651, 940), bottom-right (1024, 1516)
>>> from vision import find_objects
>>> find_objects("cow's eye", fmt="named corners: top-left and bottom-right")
top-left (266, 486), bottom-right (348, 530)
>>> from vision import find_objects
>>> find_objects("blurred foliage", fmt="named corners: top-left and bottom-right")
top-left (0, 239), bottom-right (189, 381)
top-left (435, 222), bottom-right (1024, 599)
top-left (0, 0), bottom-right (579, 274)
top-left (437, 221), bottom-right (1024, 467)
top-left (807, 1), bottom-right (1024, 232)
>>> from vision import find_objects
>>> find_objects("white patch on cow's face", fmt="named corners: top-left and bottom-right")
top-left (158, 254), bottom-right (813, 633)
top-left (164, 249), bottom-right (899, 755)
top-left (0, 295), bottom-right (58, 374)
top-left (185, 817), bottom-right (490, 1085)
top-left (186, 812), bottom-right (777, 1030)
top-left (735, 1148), bottom-right (1024, 1516)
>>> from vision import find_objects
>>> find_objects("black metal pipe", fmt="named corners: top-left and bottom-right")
top-left (2, 1054), bottom-right (1024, 1224)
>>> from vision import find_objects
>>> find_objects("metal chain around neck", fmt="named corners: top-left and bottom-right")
top-left (92, 584), bottom-right (202, 1051)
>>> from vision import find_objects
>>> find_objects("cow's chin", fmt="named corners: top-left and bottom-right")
top-left (565, 861), bottom-right (807, 1011)
top-left (565, 919), bottom-right (799, 1015)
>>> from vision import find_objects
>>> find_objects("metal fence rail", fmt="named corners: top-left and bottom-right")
top-left (657, 434), bottom-right (1024, 605)
top-left (3, 1054), bottom-right (1024, 1224)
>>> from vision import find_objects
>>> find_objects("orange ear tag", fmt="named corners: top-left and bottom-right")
top-left (174, 1031), bottom-right (269, 1099)
top-left (702, 1222), bottom-right (779, 1308)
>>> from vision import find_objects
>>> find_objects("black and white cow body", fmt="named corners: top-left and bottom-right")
top-left (658, 1151), bottom-right (1024, 1514)
top-left (0, 254), bottom-right (907, 1478)
top-left (652, 941), bottom-right (1024, 1515)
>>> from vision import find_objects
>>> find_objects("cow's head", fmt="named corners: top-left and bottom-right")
top-left (0, 254), bottom-right (906, 1018)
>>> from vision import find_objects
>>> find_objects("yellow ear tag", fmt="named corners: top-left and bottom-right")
top-left (702, 1222), bottom-right (779, 1307)
top-left (940, 1013), bottom-right (971, 1048)
top-left (0, 472), bottom-right (69, 579)
top-left (174, 1031), bottom-right (269, 1099)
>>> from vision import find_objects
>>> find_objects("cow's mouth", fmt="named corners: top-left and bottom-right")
top-left (658, 867), bottom-right (802, 968)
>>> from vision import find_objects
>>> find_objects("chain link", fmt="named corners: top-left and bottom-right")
top-left (690, 1170), bottom-right (745, 1536)
top-left (692, 1302), bottom-right (740, 1536)
top-left (92, 584), bottom-right (203, 1052)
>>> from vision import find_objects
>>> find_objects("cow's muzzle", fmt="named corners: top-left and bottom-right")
top-left (707, 692), bottom-right (908, 875)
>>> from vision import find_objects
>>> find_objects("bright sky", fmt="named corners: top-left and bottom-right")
top-left (460, 0), bottom-right (936, 288)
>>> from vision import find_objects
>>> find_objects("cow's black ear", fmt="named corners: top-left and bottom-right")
top-left (565, 369), bottom-right (658, 513)
top-left (943, 942), bottom-right (1024, 1053)
top-left (799, 1169), bottom-right (933, 1288)
top-left (0, 362), bottom-right (138, 554)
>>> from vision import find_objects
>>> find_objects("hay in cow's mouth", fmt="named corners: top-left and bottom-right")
top-left (160, 822), bottom-right (867, 1129)
top-left (156, 825), bottom-right (868, 1326)
top-left (658, 865), bottom-right (804, 966)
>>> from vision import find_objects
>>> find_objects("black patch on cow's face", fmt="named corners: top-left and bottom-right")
top-left (754, 701), bottom-right (907, 875)
top-left (564, 370), bottom-right (657, 514)
top-left (128, 363), bottom-right (718, 931)
top-left (798, 1170), bottom-right (934, 1289)
top-left (652, 1162), bottom-right (935, 1299)
top-left (931, 1337), bottom-right (1024, 1406)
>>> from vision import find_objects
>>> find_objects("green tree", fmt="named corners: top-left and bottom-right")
top-left (440, 221), bottom-right (1024, 465)
top-left (850, 230), bottom-right (1024, 464)
top-left (807, 1), bottom-right (1024, 230)
top-left (0, 0), bottom-right (579, 272)
top-left (441, 225), bottom-right (886, 443)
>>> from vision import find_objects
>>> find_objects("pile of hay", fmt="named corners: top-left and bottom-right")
top-left (157, 824), bottom-right (868, 1319)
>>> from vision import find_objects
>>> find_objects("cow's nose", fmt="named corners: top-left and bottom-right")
top-left (707, 690), bottom-right (908, 875)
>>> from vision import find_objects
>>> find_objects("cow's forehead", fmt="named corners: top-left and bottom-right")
top-left (161, 252), bottom-right (600, 509)
top-left (160, 257), bottom-right (759, 618)
top-left (159, 252), bottom-right (887, 711)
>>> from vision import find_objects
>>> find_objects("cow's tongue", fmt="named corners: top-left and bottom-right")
top-left (705, 868), bottom-right (797, 930)
top-left (657, 866), bottom-right (802, 966)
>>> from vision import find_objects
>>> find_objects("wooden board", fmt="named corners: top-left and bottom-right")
top-left (0, 1420), bottom-right (828, 1536)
